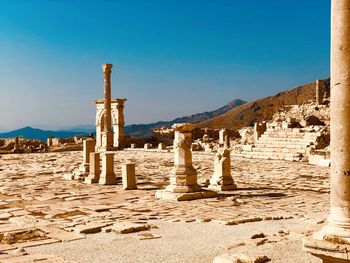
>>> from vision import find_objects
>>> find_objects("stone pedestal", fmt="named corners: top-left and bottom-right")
top-left (99, 152), bottom-right (117, 185)
top-left (122, 163), bottom-right (137, 190)
top-left (304, 1), bottom-right (350, 262)
top-left (156, 123), bottom-right (217, 201)
top-left (209, 148), bottom-right (236, 191)
top-left (85, 152), bottom-right (100, 184)
top-left (79, 138), bottom-right (95, 174)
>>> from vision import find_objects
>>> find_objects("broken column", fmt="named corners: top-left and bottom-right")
top-left (316, 79), bottom-right (325, 105)
top-left (79, 138), bottom-right (95, 175)
top-left (99, 152), bottom-right (117, 185)
top-left (122, 163), bottom-right (137, 190)
top-left (219, 129), bottom-right (227, 145)
top-left (85, 152), bottom-right (101, 184)
top-left (156, 123), bottom-right (216, 201)
top-left (303, 1), bottom-right (350, 261)
top-left (101, 64), bottom-right (114, 151)
top-left (47, 137), bottom-right (53, 147)
top-left (209, 142), bottom-right (236, 191)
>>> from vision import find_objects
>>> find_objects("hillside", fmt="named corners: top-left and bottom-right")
top-left (0, 126), bottom-right (89, 142)
top-left (125, 99), bottom-right (247, 138)
top-left (198, 79), bottom-right (330, 130)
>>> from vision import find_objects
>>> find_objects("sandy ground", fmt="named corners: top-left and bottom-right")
top-left (27, 220), bottom-right (321, 263)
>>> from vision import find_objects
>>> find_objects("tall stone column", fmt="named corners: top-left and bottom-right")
top-left (324, 0), bottom-right (350, 239)
top-left (304, 1), bottom-right (350, 262)
top-left (156, 123), bottom-right (217, 201)
top-left (101, 64), bottom-right (114, 151)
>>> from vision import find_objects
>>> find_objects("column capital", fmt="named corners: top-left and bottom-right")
top-left (102, 64), bottom-right (113, 74)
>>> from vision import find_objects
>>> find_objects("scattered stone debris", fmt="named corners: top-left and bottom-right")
top-left (213, 253), bottom-right (270, 263)
top-left (112, 223), bottom-right (154, 234)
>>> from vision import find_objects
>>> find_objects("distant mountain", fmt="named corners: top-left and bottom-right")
top-left (0, 99), bottom-right (246, 141)
top-left (0, 126), bottom-right (89, 142)
top-left (125, 99), bottom-right (247, 138)
top-left (198, 78), bottom-right (330, 130)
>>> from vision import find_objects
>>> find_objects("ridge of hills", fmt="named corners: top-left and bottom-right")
top-left (198, 78), bottom-right (330, 130)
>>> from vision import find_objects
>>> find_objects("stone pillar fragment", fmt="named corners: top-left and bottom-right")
top-left (99, 152), bottom-right (117, 185)
top-left (303, 1), bottom-right (350, 262)
top-left (158, 143), bottom-right (166, 150)
top-left (47, 137), bottom-right (53, 147)
top-left (101, 64), bottom-right (114, 151)
top-left (79, 138), bottom-right (95, 174)
top-left (156, 123), bottom-right (217, 201)
top-left (85, 152), bottom-right (100, 184)
top-left (316, 79), bottom-right (325, 105)
top-left (122, 163), bottom-right (137, 190)
top-left (209, 147), bottom-right (236, 191)
top-left (219, 129), bottom-right (227, 145)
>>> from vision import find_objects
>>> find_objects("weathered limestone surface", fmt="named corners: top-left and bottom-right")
top-left (122, 163), bottom-right (137, 190)
top-left (209, 147), bottom-right (236, 191)
top-left (304, 1), bottom-right (350, 262)
top-left (99, 152), bottom-right (117, 185)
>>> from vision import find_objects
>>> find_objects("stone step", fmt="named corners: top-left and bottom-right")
top-left (257, 141), bottom-right (314, 148)
top-left (234, 152), bottom-right (301, 161)
top-left (236, 151), bottom-right (302, 162)
top-left (262, 133), bottom-right (319, 139)
top-left (259, 135), bottom-right (318, 143)
top-left (257, 138), bottom-right (313, 145)
top-left (254, 142), bottom-right (310, 149)
top-left (252, 146), bottom-right (306, 154)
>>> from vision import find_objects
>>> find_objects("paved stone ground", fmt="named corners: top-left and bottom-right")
top-left (0, 150), bottom-right (329, 262)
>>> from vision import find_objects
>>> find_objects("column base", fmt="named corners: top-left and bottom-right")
top-left (208, 183), bottom-right (237, 191)
top-left (85, 175), bottom-right (99, 184)
top-left (165, 183), bottom-right (202, 193)
top-left (65, 170), bottom-right (88, 181)
top-left (303, 234), bottom-right (350, 263)
top-left (155, 189), bottom-right (217, 201)
top-left (79, 163), bottom-right (90, 173)
top-left (99, 174), bottom-right (118, 185)
top-left (97, 146), bottom-right (118, 152)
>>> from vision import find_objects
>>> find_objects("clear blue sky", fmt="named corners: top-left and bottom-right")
top-left (0, 0), bottom-right (330, 131)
